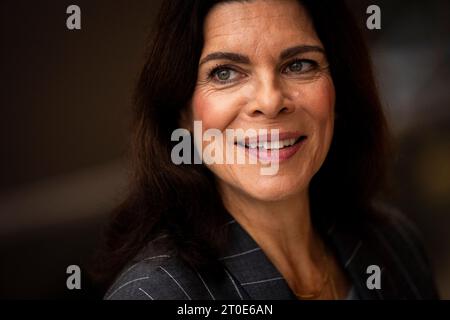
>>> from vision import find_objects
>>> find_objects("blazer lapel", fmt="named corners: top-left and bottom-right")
top-left (217, 218), bottom-right (297, 300)
top-left (326, 221), bottom-right (399, 300)
top-left (216, 214), bottom-right (399, 300)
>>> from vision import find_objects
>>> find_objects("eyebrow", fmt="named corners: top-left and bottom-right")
top-left (199, 45), bottom-right (325, 66)
top-left (279, 45), bottom-right (325, 60)
top-left (199, 52), bottom-right (250, 66)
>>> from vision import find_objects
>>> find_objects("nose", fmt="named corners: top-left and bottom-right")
top-left (245, 75), bottom-right (294, 119)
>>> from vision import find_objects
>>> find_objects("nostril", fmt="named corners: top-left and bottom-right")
top-left (250, 104), bottom-right (289, 118)
top-left (252, 110), bottom-right (264, 115)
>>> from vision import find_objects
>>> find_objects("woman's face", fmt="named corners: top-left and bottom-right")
top-left (188, 0), bottom-right (335, 202)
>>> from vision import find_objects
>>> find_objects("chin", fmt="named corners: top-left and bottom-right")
top-left (240, 177), bottom-right (308, 202)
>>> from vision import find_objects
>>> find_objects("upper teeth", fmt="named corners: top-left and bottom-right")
top-left (240, 138), bottom-right (298, 150)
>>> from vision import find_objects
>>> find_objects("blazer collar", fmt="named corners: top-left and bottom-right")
top-left (325, 220), bottom-right (398, 299)
top-left (216, 214), bottom-right (396, 300)
top-left (217, 217), bottom-right (296, 299)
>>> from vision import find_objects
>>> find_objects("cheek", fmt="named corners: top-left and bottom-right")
top-left (319, 80), bottom-right (335, 142)
top-left (191, 89), bottom-right (244, 131)
top-left (296, 77), bottom-right (335, 165)
top-left (302, 77), bottom-right (335, 135)
top-left (308, 77), bottom-right (335, 122)
top-left (315, 81), bottom-right (335, 166)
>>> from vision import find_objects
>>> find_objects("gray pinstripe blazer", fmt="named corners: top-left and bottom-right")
top-left (104, 208), bottom-right (439, 300)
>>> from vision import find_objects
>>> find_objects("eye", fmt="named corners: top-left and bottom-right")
top-left (216, 69), bottom-right (233, 81)
top-left (283, 59), bottom-right (317, 75)
top-left (208, 65), bottom-right (242, 84)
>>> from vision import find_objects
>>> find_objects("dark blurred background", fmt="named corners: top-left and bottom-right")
top-left (1, 0), bottom-right (449, 299)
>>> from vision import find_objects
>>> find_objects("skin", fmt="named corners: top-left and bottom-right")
top-left (185, 0), bottom-right (350, 299)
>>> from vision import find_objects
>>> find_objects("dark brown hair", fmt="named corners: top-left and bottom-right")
top-left (93, 0), bottom-right (390, 292)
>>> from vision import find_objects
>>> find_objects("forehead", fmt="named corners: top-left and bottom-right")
top-left (203, 0), bottom-right (321, 55)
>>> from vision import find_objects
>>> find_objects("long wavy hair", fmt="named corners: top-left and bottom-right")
top-left (93, 0), bottom-right (390, 292)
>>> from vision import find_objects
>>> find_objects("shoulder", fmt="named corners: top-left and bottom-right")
top-left (104, 236), bottom-right (230, 300)
top-left (368, 203), bottom-right (430, 266)
top-left (104, 254), bottom-right (173, 300)
top-left (365, 203), bottom-right (439, 299)
top-left (104, 235), bottom-right (213, 300)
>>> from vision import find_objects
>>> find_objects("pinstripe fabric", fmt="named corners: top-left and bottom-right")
top-left (104, 208), bottom-right (439, 300)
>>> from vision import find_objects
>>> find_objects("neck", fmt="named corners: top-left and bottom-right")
top-left (219, 183), bottom-right (349, 299)
top-left (219, 183), bottom-right (320, 280)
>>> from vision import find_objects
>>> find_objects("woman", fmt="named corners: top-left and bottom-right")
top-left (98, 0), bottom-right (439, 300)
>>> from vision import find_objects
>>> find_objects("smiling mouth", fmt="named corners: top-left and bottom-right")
top-left (234, 135), bottom-right (307, 150)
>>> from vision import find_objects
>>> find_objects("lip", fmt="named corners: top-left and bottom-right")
top-left (235, 134), bottom-right (307, 163)
top-left (234, 131), bottom-right (304, 145)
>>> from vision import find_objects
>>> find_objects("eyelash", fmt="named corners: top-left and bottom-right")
top-left (207, 64), bottom-right (241, 84)
top-left (282, 58), bottom-right (318, 74)
top-left (206, 58), bottom-right (319, 85)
